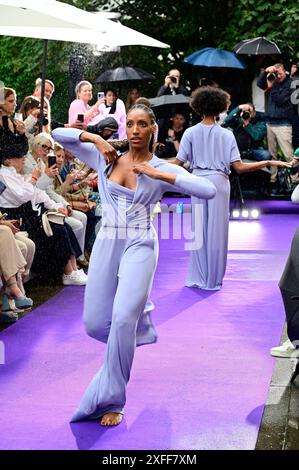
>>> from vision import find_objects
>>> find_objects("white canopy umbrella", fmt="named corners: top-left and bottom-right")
top-left (0, 0), bottom-right (169, 48)
top-left (0, 0), bottom-right (169, 128)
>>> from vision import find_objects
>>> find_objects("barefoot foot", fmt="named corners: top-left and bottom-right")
top-left (100, 412), bottom-right (123, 426)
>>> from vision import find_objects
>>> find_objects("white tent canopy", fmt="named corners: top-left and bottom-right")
top-left (0, 0), bottom-right (169, 48)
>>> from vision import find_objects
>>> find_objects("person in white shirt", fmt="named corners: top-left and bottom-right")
top-left (0, 136), bottom-right (86, 285)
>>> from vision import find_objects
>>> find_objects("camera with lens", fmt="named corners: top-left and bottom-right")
top-left (267, 72), bottom-right (277, 83)
top-left (240, 110), bottom-right (251, 120)
top-left (290, 161), bottom-right (299, 175)
top-left (169, 76), bottom-right (177, 84)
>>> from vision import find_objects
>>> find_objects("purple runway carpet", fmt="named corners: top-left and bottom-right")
top-left (0, 203), bottom-right (298, 450)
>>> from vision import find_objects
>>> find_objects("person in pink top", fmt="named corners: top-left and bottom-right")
top-left (68, 81), bottom-right (104, 126)
top-left (89, 88), bottom-right (127, 140)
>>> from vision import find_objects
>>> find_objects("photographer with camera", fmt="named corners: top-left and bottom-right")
top-left (224, 103), bottom-right (270, 161)
top-left (157, 69), bottom-right (188, 97)
top-left (257, 63), bottom-right (296, 183)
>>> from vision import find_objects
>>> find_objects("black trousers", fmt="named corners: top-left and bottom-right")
top-left (279, 226), bottom-right (299, 342)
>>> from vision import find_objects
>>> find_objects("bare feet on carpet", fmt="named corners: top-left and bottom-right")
top-left (100, 412), bottom-right (123, 426)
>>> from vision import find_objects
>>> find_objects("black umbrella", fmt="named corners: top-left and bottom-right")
top-left (149, 94), bottom-right (190, 108)
top-left (233, 37), bottom-right (281, 55)
top-left (95, 66), bottom-right (155, 83)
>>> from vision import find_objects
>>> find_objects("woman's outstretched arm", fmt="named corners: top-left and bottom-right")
top-left (232, 159), bottom-right (292, 174)
top-left (132, 162), bottom-right (216, 200)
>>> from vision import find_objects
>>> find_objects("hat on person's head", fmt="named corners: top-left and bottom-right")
top-left (87, 117), bottom-right (119, 136)
top-left (294, 147), bottom-right (299, 159)
top-left (0, 129), bottom-right (28, 164)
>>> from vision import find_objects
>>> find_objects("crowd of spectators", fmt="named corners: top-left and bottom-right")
top-left (0, 60), bottom-right (298, 323)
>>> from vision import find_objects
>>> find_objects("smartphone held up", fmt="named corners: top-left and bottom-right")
top-left (48, 155), bottom-right (57, 168)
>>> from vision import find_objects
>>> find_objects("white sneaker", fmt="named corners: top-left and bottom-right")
top-left (270, 339), bottom-right (299, 358)
top-left (62, 271), bottom-right (87, 286)
top-left (78, 269), bottom-right (88, 281)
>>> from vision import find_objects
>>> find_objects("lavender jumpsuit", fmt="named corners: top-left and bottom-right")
top-left (53, 128), bottom-right (216, 421)
top-left (177, 123), bottom-right (241, 290)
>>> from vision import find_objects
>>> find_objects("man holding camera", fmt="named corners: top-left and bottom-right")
top-left (157, 69), bottom-right (188, 97)
top-left (224, 103), bottom-right (271, 195)
top-left (257, 63), bottom-right (296, 182)
top-left (224, 103), bottom-right (270, 161)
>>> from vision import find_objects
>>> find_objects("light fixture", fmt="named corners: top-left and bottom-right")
top-left (232, 209), bottom-right (240, 218)
top-left (251, 209), bottom-right (260, 219)
top-left (230, 207), bottom-right (261, 220)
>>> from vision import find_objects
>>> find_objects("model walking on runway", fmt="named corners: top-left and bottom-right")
top-left (53, 104), bottom-right (216, 426)
top-left (174, 86), bottom-right (291, 290)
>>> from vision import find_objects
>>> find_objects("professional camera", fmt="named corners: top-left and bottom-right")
top-left (267, 72), bottom-right (277, 83)
top-left (290, 161), bottom-right (299, 175)
top-left (240, 110), bottom-right (251, 120)
top-left (169, 76), bottom-right (177, 84)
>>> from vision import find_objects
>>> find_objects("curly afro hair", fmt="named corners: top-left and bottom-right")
top-left (191, 86), bottom-right (230, 117)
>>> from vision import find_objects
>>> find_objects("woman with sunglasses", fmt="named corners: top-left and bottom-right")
top-left (22, 133), bottom-right (58, 188)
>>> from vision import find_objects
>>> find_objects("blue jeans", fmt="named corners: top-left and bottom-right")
top-left (252, 148), bottom-right (271, 161)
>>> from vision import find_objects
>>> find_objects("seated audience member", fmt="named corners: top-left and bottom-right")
top-left (0, 132), bottom-right (86, 285)
top-left (126, 87), bottom-right (141, 112)
top-left (68, 81), bottom-right (103, 126)
top-left (156, 111), bottom-right (187, 159)
top-left (33, 78), bottom-right (55, 102)
top-left (0, 213), bottom-right (36, 284)
top-left (18, 96), bottom-right (41, 143)
top-left (22, 132), bottom-right (58, 189)
top-left (0, 220), bottom-right (33, 324)
top-left (89, 88), bottom-right (127, 140)
top-left (0, 87), bottom-right (27, 147)
top-left (50, 143), bottom-right (88, 266)
top-left (53, 144), bottom-right (98, 255)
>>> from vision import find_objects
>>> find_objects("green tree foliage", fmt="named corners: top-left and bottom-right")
top-left (220, 0), bottom-right (299, 61)
top-left (0, 0), bottom-right (297, 121)
top-left (0, 35), bottom-right (72, 121)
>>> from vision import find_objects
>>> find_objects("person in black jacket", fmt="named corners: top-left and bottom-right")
top-left (156, 69), bottom-right (189, 146)
top-left (257, 63), bottom-right (296, 182)
top-left (157, 69), bottom-right (188, 97)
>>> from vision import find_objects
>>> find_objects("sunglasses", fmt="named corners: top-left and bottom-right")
top-left (41, 144), bottom-right (53, 152)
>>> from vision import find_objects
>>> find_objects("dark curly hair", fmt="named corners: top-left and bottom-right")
top-left (191, 86), bottom-right (230, 117)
